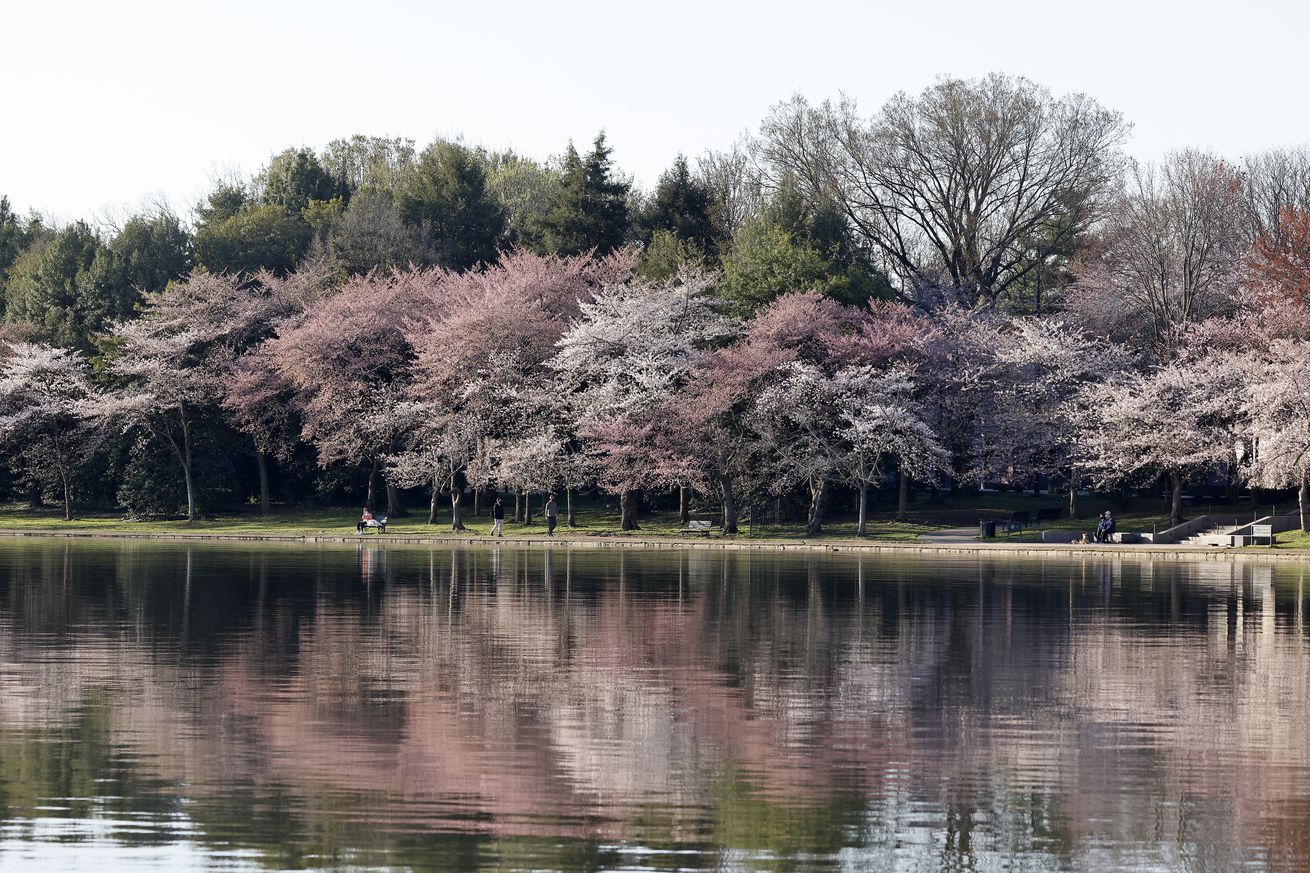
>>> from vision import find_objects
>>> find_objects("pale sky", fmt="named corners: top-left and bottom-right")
top-left (4, 0), bottom-right (1309, 224)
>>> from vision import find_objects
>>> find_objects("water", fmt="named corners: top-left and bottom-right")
top-left (0, 539), bottom-right (1308, 872)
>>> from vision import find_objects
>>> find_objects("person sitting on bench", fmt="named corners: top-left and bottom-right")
top-left (357, 507), bottom-right (374, 534)
top-left (1094, 511), bottom-right (1116, 543)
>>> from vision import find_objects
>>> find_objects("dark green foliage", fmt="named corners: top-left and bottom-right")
top-left (0, 196), bottom-right (47, 299)
top-left (115, 425), bottom-right (244, 519)
top-left (540, 133), bottom-right (630, 257)
top-left (720, 180), bottom-right (890, 312)
top-left (639, 154), bottom-right (722, 264)
top-left (399, 140), bottom-right (506, 272)
top-left (258, 148), bottom-right (349, 214)
top-left (3, 221), bottom-right (111, 348)
top-left (194, 204), bottom-right (312, 276)
top-left (85, 212), bottom-right (193, 317)
top-left (196, 183), bottom-right (248, 225)
top-left (116, 435), bottom-right (187, 518)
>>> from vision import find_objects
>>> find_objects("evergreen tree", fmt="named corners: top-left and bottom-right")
top-left (399, 140), bottom-right (506, 272)
top-left (258, 148), bottom-right (349, 214)
top-left (720, 183), bottom-right (890, 313)
top-left (542, 133), bottom-right (630, 256)
top-left (3, 221), bottom-right (109, 348)
top-left (0, 196), bottom-right (47, 302)
top-left (638, 154), bottom-right (721, 262)
top-left (84, 212), bottom-right (193, 317)
top-left (194, 205), bottom-right (311, 276)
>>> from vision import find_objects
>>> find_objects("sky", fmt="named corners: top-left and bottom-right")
top-left (4, 0), bottom-right (1309, 224)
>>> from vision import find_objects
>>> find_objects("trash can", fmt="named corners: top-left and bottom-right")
top-left (979, 520), bottom-right (996, 538)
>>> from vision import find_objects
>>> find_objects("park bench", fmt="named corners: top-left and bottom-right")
top-left (357, 515), bottom-right (388, 534)
top-left (681, 519), bottom-right (717, 537)
top-left (1006, 510), bottom-right (1029, 532)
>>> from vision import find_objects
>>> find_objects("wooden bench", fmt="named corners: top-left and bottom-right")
top-left (681, 520), bottom-right (716, 537)
top-left (356, 515), bottom-right (388, 534)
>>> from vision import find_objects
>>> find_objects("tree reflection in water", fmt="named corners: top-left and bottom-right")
top-left (0, 540), bottom-right (1308, 871)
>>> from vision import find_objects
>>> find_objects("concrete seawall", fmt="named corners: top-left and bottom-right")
top-left (1, 528), bottom-right (1307, 564)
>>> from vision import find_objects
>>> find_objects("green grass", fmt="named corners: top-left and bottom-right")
top-left (0, 494), bottom-right (1285, 546)
top-left (1271, 529), bottom-right (1310, 549)
top-left (0, 503), bottom-right (945, 543)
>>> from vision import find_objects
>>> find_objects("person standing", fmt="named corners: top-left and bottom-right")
top-left (545, 494), bottom-right (558, 537)
top-left (492, 497), bottom-right (505, 537)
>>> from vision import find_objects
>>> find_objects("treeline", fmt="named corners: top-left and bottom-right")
top-left (4, 72), bottom-right (1310, 531)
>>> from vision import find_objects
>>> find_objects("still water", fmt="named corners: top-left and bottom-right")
top-left (0, 539), bottom-right (1308, 872)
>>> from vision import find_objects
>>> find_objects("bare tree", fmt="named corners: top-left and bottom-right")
top-left (1244, 145), bottom-right (1310, 239)
top-left (755, 74), bottom-right (1128, 307)
top-left (1068, 151), bottom-right (1250, 358)
top-left (696, 140), bottom-right (765, 236)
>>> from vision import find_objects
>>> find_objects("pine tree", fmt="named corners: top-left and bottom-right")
top-left (639, 154), bottom-right (720, 262)
top-left (399, 140), bottom-right (506, 272)
top-left (542, 133), bottom-right (630, 256)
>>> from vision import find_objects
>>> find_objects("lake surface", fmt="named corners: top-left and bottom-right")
top-left (0, 539), bottom-right (1308, 872)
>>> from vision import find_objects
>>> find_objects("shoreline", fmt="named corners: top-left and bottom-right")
top-left (1, 527), bottom-right (1308, 563)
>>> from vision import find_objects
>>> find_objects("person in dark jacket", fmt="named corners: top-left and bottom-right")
top-left (545, 494), bottom-right (558, 537)
top-left (1094, 511), bottom-right (1116, 543)
top-left (492, 497), bottom-right (505, 537)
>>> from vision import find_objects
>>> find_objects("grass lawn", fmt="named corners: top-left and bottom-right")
top-left (0, 503), bottom-right (945, 542)
top-left (0, 493), bottom-right (1283, 545)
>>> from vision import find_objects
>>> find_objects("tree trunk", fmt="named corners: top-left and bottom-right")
top-left (450, 486), bottom-right (465, 531)
top-left (386, 481), bottom-right (405, 517)
top-left (428, 478), bottom-right (440, 525)
top-left (806, 477), bottom-right (827, 537)
top-left (256, 451), bottom-right (271, 516)
top-left (566, 488), bottom-right (575, 527)
top-left (679, 486), bottom-right (689, 526)
top-left (719, 476), bottom-right (738, 535)
top-left (857, 483), bottom-right (869, 536)
top-left (514, 487), bottom-right (523, 523)
top-left (620, 490), bottom-right (640, 530)
top-left (1169, 470), bottom-right (1183, 528)
top-left (525, 492), bottom-right (534, 525)
top-left (897, 473), bottom-right (910, 520)
top-left (182, 422), bottom-right (197, 522)
top-left (1068, 476), bottom-right (1078, 520)
top-left (365, 461), bottom-right (379, 512)
top-left (1300, 477), bottom-right (1309, 532)
top-left (62, 474), bottom-right (72, 522)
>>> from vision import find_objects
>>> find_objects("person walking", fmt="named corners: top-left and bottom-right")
top-left (545, 494), bottom-right (558, 538)
top-left (492, 497), bottom-right (505, 537)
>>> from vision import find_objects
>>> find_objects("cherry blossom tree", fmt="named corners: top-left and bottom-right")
top-left (1077, 353), bottom-right (1242, 528)
top-left (265, 269), bottom-right (433, 515)
top-left (102, 272), bottom-right (290, 520)
top-left (551, 267), bottom-right (733, 529)
top-left (385, 404), bottom-right (478, 528)
top-left (0, 343), bottom-right (104, 520)
top-left (221, 264), bottom-right (335, 513)
top-left (973, 318), bottom-right (1133, 517)
top-left (406, 249), bottom-right (629, 523)
top-left (1242, 339), bottom-right (1310, 530)
top-left (753, 362), bottom-right (948, 535)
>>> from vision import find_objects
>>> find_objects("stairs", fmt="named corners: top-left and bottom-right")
top-left (1184, 525), bottom-right (1243, 547)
